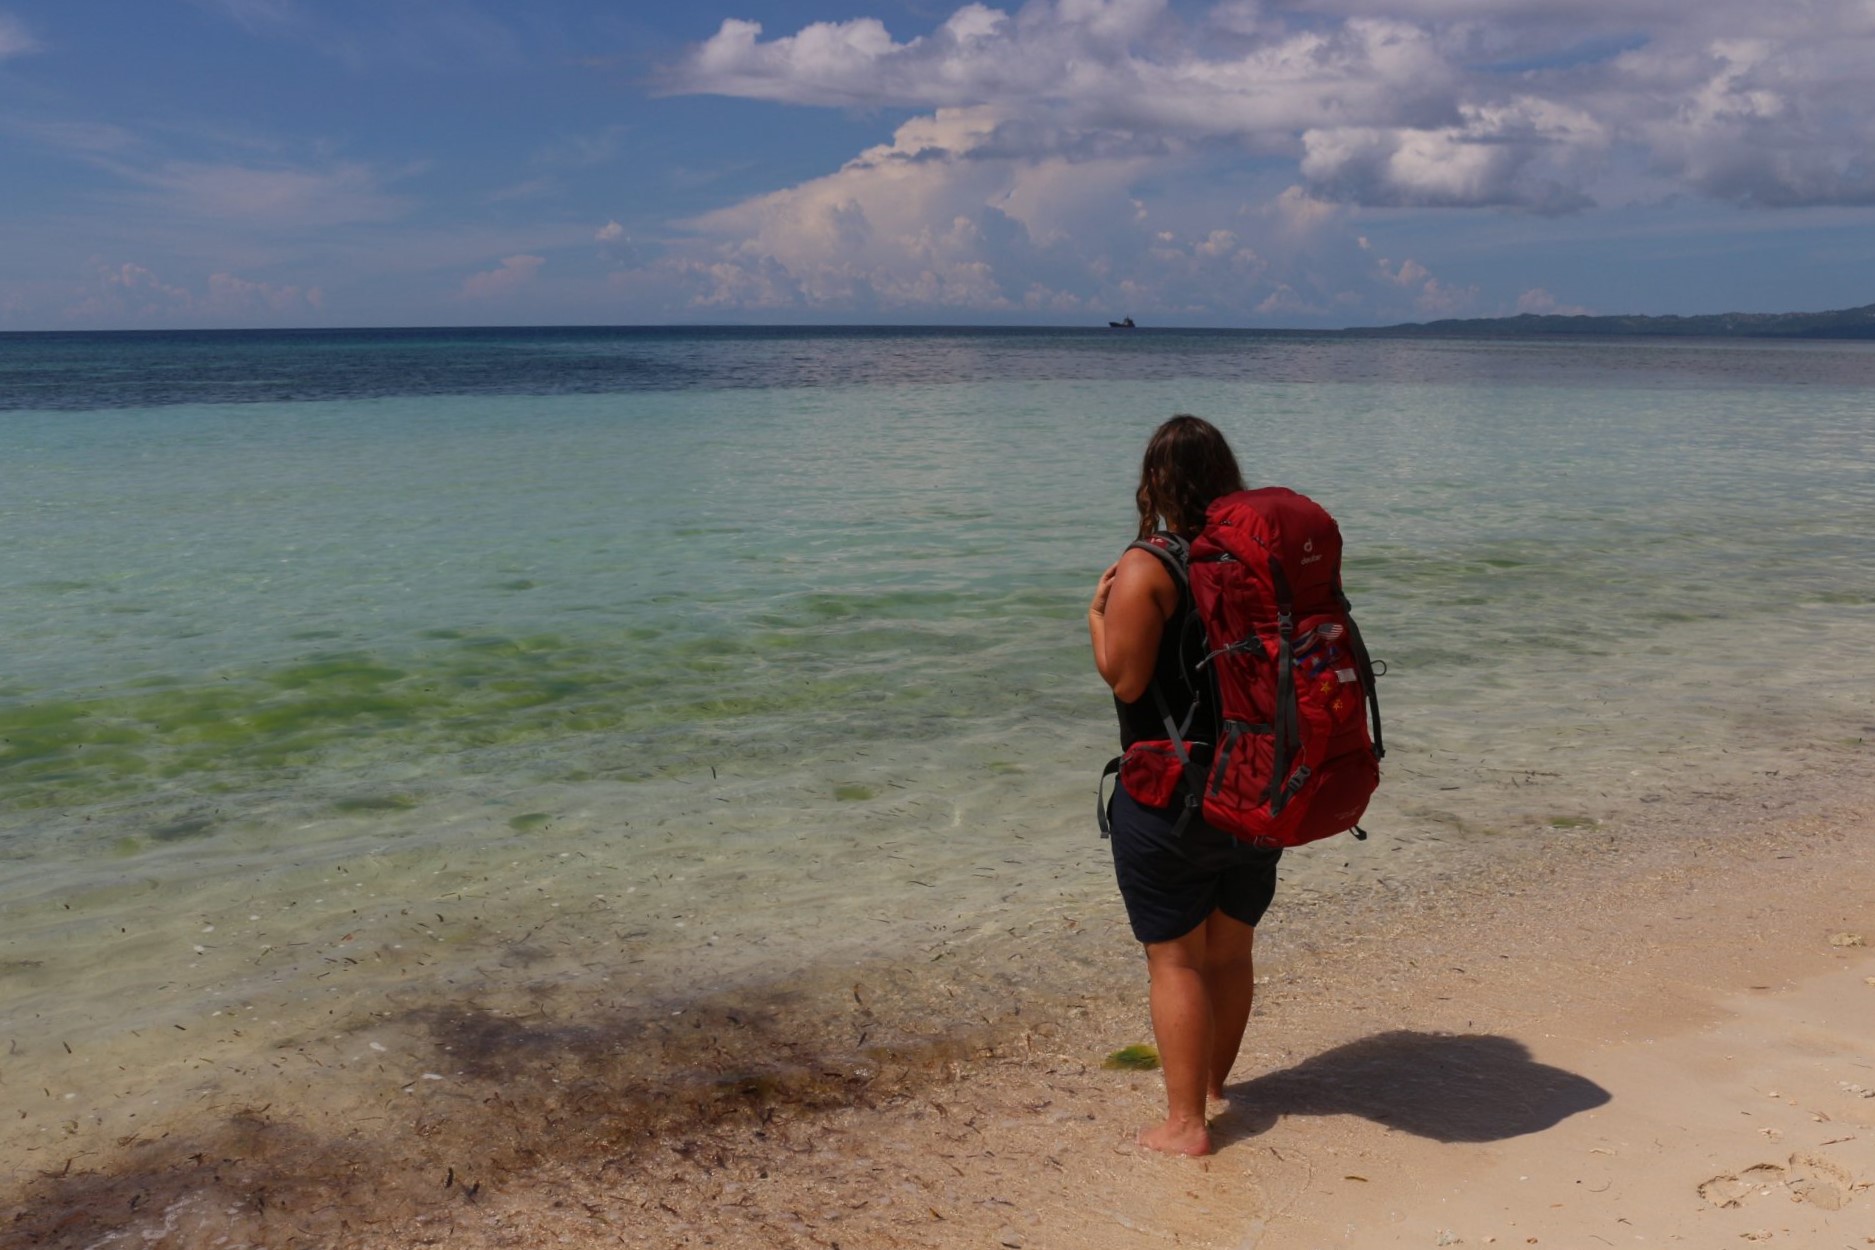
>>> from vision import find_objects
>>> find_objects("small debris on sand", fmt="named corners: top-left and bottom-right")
top-left (1102, 1044), bottom-right (1160, 1071)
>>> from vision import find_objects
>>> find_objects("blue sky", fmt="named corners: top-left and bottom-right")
top-left (1, 0), bottom-right (1871, 330)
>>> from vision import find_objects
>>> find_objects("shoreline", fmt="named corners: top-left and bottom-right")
top-left (6, 748), bottom-right (1873, 1248)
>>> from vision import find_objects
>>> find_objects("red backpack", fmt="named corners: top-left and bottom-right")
top-left (1099, 487), bottom-right (1384, 849)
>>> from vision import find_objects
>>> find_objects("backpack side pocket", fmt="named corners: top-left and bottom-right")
top-left (1118, 740), bottom-right (1185, 809)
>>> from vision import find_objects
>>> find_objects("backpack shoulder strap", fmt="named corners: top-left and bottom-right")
top-left (1124, 531), bottom-right (1206, 824)
top-left (1336, 580), bottom-right (1386, 761)
top-left (1125, 531), bottom-right (1191, 594)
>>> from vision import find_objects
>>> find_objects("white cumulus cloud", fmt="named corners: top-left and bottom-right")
top-left (669, 0), bottom-right (1875, 211)
top-left (1516, 287), bottom-right (1593, 315)
top-left (1378, 257), bottom-right (1432, 287)
top-left (461, 254), bottom-right (544, 300)
top-left (634, 0), bottom-right (1875, 320)
top-left (206, 272), bottom-right (323, 314)
top-left (66, 260), bottom-right (321, 323)
top-left (1415, 276), bottom-right (1476, 315)
top-left (630, 102), bottom-right (1495, 321)
top-left (666, 106), bottom-right (1218, 314)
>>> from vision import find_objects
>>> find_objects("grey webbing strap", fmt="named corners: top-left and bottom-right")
top-left (1267, 554), bottom-right (1299, 813)
top-left (1197, 638), bottom-right (1258, 671)
top-left (1208, 720), bottom-right (1273, 797)
top-left (1096, 755), bottom-right (1122, 837)
top-left (1338, 588), bottom-right (1385, 761)
top-left (1209, 723), bottom-right (1239, 797)
top-left (1151, 682), bottom-right (1207, 805)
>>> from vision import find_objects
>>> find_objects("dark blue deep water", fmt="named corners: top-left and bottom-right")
top-left (10, 325), bottom-right (1875, 411)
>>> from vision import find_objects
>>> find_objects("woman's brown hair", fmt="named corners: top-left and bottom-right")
top-left (1135, 414), bottom-right (1246, 539)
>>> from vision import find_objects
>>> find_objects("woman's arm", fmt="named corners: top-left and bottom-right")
top-left (1089, 546), bottom-right (1179, 704)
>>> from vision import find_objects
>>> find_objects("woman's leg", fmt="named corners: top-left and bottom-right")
top-left (1139, 923), bottom-right (1214, 1156)
top-left (1201, 909), bottom-right (1256, 1101)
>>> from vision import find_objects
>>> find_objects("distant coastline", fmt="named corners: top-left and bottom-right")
top-left (1344, 301), bottom-right (1875, 340)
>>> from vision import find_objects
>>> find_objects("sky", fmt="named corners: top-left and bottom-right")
top-left (1, 0), bottom-right (1872, 330)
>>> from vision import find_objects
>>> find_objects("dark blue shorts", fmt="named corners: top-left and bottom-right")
top-left (1108, 782), bottom-right (1282, 945)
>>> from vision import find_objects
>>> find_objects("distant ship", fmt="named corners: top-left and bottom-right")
top-left (1108, 317), bottom-right (1136, 329)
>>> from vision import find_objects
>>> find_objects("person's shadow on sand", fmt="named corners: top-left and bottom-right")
top-left (1214, 1031), bottom-right (1610, 1147)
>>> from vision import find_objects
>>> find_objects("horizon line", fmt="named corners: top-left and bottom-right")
top-left (2, 300), bottom-right (1871, 340)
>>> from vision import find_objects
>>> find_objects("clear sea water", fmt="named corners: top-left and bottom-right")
top-left (3, 327), bottom-right (1873, 1167)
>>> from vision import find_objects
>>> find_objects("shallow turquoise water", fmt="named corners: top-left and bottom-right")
top-left (1, 331), bottom-right (1873, 1062)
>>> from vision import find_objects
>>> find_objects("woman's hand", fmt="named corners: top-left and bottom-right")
top-left (1090, 562), bottom-right (1119, 618)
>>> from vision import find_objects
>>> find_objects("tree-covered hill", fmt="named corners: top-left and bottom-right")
top-left (1348, 303), bottom-right (1875, 339)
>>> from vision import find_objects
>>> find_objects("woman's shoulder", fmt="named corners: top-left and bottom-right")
top-left (1116, 544), bottom-right (1181, 614)
top-left (1120, 535), bottom-right (1187, 581)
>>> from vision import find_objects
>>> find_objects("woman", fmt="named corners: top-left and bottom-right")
top-left (1087, 414), bottom-right (1280, 1157)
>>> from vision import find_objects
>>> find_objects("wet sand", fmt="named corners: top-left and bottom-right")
top-left (5, 747), bottom-right (1873, 1249)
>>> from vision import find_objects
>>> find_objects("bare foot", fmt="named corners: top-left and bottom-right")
top-left (1137, 1116), bottom-right (1213, 1156)
top-left (1206, 1088), bottom-right (1234, 1115)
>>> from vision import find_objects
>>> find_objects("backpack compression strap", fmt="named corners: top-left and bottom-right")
top-left (1336, 583), bottom-right (1386, 761)
top-left (1265, 555), bottom-right (1304, 815)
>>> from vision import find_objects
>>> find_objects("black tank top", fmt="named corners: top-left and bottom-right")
top-left (1113, 576), bottom-right (1216, 755)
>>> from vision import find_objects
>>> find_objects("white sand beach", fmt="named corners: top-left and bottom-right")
top-left (9, 750), bottom-right (1872, 1249)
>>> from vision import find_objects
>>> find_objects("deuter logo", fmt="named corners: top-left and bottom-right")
top-left (1300, 537), bottom-right (1322, 566)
